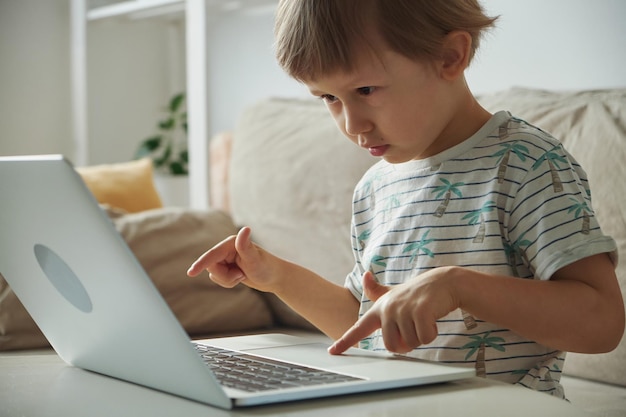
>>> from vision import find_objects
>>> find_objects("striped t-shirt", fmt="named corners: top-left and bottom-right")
top-left (345, 111), bottom-right (617, 398)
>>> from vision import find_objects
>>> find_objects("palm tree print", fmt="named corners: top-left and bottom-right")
top-left (461, 331), bottom-right (506, 377)
top-left (432, 179), bottom-right (464, 217)
top-left (498, 122), bottom-right (508, 139)
top-left (461, 310), bottom-right (477, 330)
top-left (491, 142), bottom-right (529, 183)
top-left (512, 363), bottom-right (561, 383)
top-left (371, 255), bottom-right (386, 267)
top-left (567, 197), bottom-right (591, 234)
top-left (497, 118), bottom-right (522, 139)
top-left (503, 242), bottom-right (519, 276)
top-left (361, 170), bottom-right (385, 195)
top-left (370, 255), bottom-right (387, 274)
top-left (511, 368), bottom-right (531, 377)
top-left (358, 229), bottom-right (371, 250)
top-left (360, 337), bottom-right (373, 350)
top-left (361, 180), bottom-right (373, 195)
top-left (543, 364), bottom-right (561, 383)
top-left (532, 145), bottom-right (567, 193)
top-left (462, 201), bottom-right (496, 243)
top-left (383, 195), bottom-right (401, 222)
top-left (503, 232), bottom-right (531, 277)
top-left (402, 230), bottom-right (435, 266)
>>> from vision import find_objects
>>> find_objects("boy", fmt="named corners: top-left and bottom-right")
top-left (188, 0), bottom-right (624, 398)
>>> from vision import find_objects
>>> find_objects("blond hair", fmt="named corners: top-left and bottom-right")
top-left (275, 0), bottom-right (497, 81)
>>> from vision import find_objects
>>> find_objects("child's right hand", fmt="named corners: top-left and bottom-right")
top-left (190, 226), bottom-right (363, 340)
top-left (187, 226), bottom-right (278, 292)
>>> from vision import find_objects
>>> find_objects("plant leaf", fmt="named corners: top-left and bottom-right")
top-left (169, 161), bottom-right (187, 175)
top-left (133, 92), bottom-right (188, 174)
top-left (159, 117), bottom-right (175, 130)
top-left (133, 136), bottom-right (162, 159)
top-left (154, 143), bottom-right (172, 167)
top-left (179, 149), bottom-right (189, 163)
top-left (180, 111), bottom-right (188, 134)
top-left (170, 93), bottom-right (185, 112)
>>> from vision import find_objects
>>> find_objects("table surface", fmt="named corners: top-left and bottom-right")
top-left (0, 347), bottom-right (590, 417)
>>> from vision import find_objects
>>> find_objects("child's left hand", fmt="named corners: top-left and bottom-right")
top-left (330, 254), bottom-right (624, 355)
top-left (328, 268), bottom-right (460, 354)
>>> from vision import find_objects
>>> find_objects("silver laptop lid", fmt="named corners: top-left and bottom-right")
top-left (0, 155), bottom-right (231, 409)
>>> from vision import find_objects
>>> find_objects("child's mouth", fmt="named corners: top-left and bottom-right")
top-left (368, 145), bottom-right (389, 157)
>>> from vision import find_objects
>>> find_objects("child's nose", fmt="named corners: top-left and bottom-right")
top-left (344, 106), bottom-right (373, 136)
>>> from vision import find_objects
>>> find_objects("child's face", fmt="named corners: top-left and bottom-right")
top-left (304, 43), bottom-right (466, 163)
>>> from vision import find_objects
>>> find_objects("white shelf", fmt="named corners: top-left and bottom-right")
top-left (72, 0), bottom-right (209, 208)
top-left (87, 0), bottom-right (185, 20)
top-left (73, 0), bottom-right (277, 209)
top-left (87, 0), bottom-right (276, 21)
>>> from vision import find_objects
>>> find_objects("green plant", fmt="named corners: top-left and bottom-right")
top-left (134, 92), bottom-right (188, 175)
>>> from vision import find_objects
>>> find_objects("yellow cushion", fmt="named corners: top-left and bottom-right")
top-left (76, 158), bottom-right (163, 213)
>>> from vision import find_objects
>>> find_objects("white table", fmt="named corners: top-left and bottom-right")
top-left (1, 349), bottom-right (589, 417)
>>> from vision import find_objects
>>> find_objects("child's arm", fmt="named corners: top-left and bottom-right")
top-left (329, 253), bottom-right (624, 355)
top-left (187, 226), bottom-right (359, 340)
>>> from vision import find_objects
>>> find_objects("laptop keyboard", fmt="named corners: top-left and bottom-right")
top-left (193, 343), bottom-right (363, 392)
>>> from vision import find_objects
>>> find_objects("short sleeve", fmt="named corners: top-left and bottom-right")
top-left (505, 141), bottom-right (616, 280)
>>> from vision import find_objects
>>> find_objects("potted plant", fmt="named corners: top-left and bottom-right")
top-left (134, 92), bottom-right (189, 206)
top-left (134, 92), bottom-right (188, 175)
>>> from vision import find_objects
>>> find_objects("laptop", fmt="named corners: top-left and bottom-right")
top-left (0, 154), bottom-right (475, 409)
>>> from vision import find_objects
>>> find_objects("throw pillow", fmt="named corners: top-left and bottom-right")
top-left (113, 207), bottom-right (274, 336)
top-left (76, 158), bottom-right (163, 213)
top-left (0, 207), bottom-right (274, 351)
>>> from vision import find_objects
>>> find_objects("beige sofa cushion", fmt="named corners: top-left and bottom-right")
top-left (229, 98), bottom-right (377, 284)
top-left (478, 88), bottom-right (626, 386)
top-left (228, 98), bottom-right (377, 328)
top-left (113, 207), bottom-right (273, 336)
top-left (0, 274), bottom-right (49, 350)
top-left (0, 207), bottom-right (273, 351)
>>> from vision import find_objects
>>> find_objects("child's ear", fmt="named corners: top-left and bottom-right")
top-left (439, 31), bottom-right (472, 81)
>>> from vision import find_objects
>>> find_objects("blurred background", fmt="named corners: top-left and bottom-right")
top-left (0, 0), bottom-right (624, 202)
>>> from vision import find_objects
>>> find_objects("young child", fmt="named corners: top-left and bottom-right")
top-left (188, 0), bottom-right (624, 398)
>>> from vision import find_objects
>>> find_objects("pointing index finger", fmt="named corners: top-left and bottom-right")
top-left (328, 312), bottom-right (381, 355)
top-left (186, 235), bottom-right (236, 277)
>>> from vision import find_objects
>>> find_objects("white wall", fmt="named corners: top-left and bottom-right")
top-left (467, 0), bottom-right (626, 94)
top-left (206, 7), bottom-right (307, 135)
top-left (204, 0), bottom-right (626, 133)
top-left (85, 17), bottom-right (181, 164)
top-left (0, 0), bottom-right (181, 165)
top-left (0, 0), bottom-right (72, 157)
top-left (1, 0), bottom-right (625, 165)
top-left (116, 0), bottom-right (626, 140)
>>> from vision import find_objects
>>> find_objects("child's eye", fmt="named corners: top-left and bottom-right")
top-left (357, 86), bottom-right (375, 96)
top-left (319, 94), bottom-right (338, 103)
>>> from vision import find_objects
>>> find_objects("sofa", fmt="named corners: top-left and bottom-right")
top-left (1, 87), bottom-right (625, 416)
